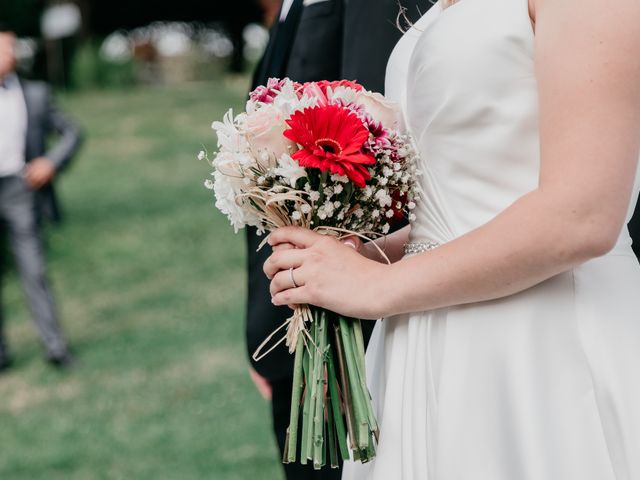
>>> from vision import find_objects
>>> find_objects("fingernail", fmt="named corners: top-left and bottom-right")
top-left (344, 240), bottom-right (357, 249)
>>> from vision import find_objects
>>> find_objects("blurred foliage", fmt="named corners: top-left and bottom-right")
top-left (0, 79), bottom-right (284, 479)
top-left (71, 41), bottom-right (135, 89)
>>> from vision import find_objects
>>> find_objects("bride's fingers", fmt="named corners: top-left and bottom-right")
top-left (268, 226), bottom-right (322, 249)
top-left (272, 285), bottom-right (309, 307)
top-left (270, 267), bottom-right (305, 296)
top-left (263, 248), bottom-right (306, 279)
top-left (272, 242), bottom-right (295, 253)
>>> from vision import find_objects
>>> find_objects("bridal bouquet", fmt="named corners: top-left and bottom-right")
top-left (203, 77), bottom-right (420, 468)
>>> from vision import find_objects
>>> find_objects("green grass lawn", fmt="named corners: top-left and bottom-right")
top-left (0, 78), bottom-right (284, 479)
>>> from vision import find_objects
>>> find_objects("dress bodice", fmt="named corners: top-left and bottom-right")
top-left (386, 0), bottom-right (640, 249)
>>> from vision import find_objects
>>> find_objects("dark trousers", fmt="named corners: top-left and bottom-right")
top-left (0, 175), bottom-right (67, 358)
top-left (271, 376), bottom-right (343, 480)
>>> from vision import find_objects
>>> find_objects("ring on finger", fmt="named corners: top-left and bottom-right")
top-left (289, 267), bottom-right (299, 288)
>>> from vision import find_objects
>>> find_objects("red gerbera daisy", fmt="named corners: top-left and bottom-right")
top-left (283, 105), bottom-right (376, 188)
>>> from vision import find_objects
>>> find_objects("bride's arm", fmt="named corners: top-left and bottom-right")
top-left (264, 0), bottom-right (640, 320)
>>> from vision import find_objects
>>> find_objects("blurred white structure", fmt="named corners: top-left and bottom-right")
top-left (41, 3), bottom-right (82, 40)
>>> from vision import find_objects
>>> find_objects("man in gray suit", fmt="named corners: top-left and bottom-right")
top-left (0, 24), bottom-right (82, 371)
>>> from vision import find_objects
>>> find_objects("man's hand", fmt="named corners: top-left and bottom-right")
top-left (25, 157), bottom-right (56, 190)
top-left (249, 366), bottom-right (272, 401)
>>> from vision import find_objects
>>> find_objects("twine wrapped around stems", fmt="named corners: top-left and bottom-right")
top-left (246, 186), bottom-right (391, 360)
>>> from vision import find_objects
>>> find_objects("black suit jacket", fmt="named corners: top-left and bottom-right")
top-left (246, 0), bottom-right (426, 381)
top-left (20, 79), bottom-right (83, 223)
top-left (629, 201), bottom-right (640, 259)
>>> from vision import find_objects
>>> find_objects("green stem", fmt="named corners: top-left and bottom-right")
top-left (300, 337), bottom-right (312, 464)
top-left (339, 317), bottom-right (369, 450)
top-left (326, 394), bottom-right (338, 468)
top-left (333, 324), bottom-right (357, 451)
top-left (304, 318), bottom-right (319, 462)
top-left (284, 334), bottom-right (305, 463)
top-left (350, 319), bottom-right (378, 433)
top-left (312, 311), bottom-right (327, 469)
top-left (326, 346), bottom-right (350, 461)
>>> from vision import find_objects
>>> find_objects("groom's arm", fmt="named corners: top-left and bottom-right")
top-left (43, 86), bottom-right (84, 173)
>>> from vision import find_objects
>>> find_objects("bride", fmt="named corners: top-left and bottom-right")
top-left (264, 0), bottom-right (640, 478)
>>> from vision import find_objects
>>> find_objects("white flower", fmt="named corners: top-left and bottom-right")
top-left (329, 86), bottom-right (359, 105)
top-left (204, 179), bottom-right (214, 190)
top-left (407, 201), bottom-right (416, 210)
top-left (198, 150), bottom-right (206, 161)
top-left (334, 184), bottom-right (344, 194)
top-left (301, 204), bottom-right (312, 214)
top-left (385, 209), bottom-right (394, 218)
top-left (322, 202), bottom-right (335, 216)
top-left (274, 154), bottom-right (308, 187)
top-left (331, 174), bottom-right (350, 183)
top-left (333, 201), bottom-right (341, 208)
top-left (372, 210), bottom-right (380, 218)
top-left (382, 223), bottom-right (390, 234)
top-left (274, 80), bottom-right (318, 115)
top-left (409, 213), bottom-right (417, 222)
top-left (375, 189), bottom-right (392, 208)
top-left (212, 109), bottom-right (248, 153)
top-left (355, 90), bottom-right (402, 129)
top-left (213, 170), bottom-right (259, 233)
top-left (245, 105), bottom-right (295, 165)
top-left (309, 191), bottom-right (321, 202)
top-left (292, 211), bottom-right (302, 221)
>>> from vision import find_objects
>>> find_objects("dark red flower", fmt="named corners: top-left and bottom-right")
top-left (283, 105), bottom-right (376, 187)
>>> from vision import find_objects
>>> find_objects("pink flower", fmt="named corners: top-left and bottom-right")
top-left (245, 105), bottom-right (296, 164)
top-left (355, 90), bottom-right (402, 130)
top-left (250, 78), bottom-right (289, 104)
top-left (301, 82), bottom-right (329, 106)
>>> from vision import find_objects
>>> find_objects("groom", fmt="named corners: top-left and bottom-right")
top-left (246, 1), bottom-right (426, 478)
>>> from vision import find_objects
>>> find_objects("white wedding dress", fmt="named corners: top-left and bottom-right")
top-left (343, 0), bottom-right (640, 479)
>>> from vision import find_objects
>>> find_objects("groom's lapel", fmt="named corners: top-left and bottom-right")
top-left (253, 0), bottom-right (304, 88)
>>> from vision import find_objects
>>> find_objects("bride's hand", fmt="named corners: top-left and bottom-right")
top-left (264, 227), bottom-right (387, 320)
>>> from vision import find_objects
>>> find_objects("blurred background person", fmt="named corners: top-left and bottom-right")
top-left (245, 1), bottom-right (426, 478)
top-left (0, 22), bottom-right (81, 371)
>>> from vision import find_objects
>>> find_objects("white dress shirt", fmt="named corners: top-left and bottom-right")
top-left (0, 73), bottom-right (28, 177)
top-left (279, 0), bottom-right (295, 22)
